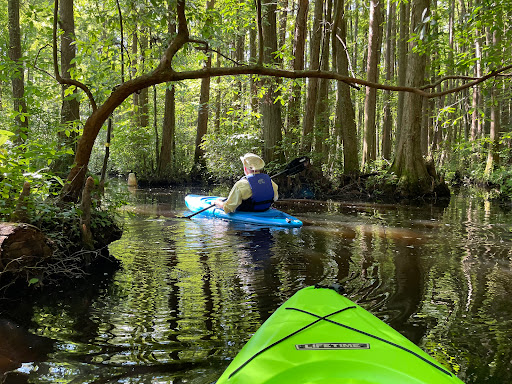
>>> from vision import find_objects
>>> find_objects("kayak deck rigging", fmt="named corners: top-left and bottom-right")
top-left (228, 303), bottom-right (453, 380)
top-left (217, 285), bottom-right (465, 384)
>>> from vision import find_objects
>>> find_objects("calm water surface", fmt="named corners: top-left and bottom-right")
top-left (3, 186), bottom-right (512, 383)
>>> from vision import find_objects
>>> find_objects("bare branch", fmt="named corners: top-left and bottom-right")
top-left (421, 75), bottom-right (480, 90)
top-left (32, 44), bottom-right (56, 79)
top-left (189, 39), bottom-right (242, 66)
top-left (424, 64), bottom-right (512, 98)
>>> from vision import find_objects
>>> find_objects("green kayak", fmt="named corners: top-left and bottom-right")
top-left (217, 285), bottom-right (464, 384)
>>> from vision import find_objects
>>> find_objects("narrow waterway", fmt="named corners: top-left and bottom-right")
top-left (2, 185), bottom-right (512, 383)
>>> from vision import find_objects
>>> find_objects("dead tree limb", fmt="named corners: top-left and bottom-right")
top-left (80, 177), bottom-right (95, 251)
top-left (11, 181), bottom-right (30, 223)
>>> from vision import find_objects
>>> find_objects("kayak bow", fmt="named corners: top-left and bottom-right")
top-left (217, 285), bottom-right (465, 384)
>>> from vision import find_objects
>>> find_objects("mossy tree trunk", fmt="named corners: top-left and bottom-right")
top-left (390, 0), bottom-right (434, 197)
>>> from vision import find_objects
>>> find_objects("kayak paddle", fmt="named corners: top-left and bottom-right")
top-left (180, 156), bottom-right (309, 219)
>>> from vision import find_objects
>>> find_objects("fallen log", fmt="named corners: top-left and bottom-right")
top-left (0, 223), bottom-right (53, 273)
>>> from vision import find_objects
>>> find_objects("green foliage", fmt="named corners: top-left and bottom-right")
top-left (442, 131), bottom-right (512, 199)
top-left (486, 167), bottom-right (512, 200)
top-left (0, 135), bottom-right (71, 218)
top-left (201, 132), bottom-right (264, 180)
top-left (0, 0), bottom-right (510, 202)
top-left (364, 165), bottom-right (400, 199)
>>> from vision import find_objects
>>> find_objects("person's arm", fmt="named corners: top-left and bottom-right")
top-left (215, 182), bottom-right (244, 213)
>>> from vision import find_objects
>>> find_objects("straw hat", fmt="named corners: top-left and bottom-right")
top-left (240, 153), bottom-right (265, 171)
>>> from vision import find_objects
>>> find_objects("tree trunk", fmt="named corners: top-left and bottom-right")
top-left (278, 0), bottom-right (289, 63)
top-left (332, 0), bottom-right (359, 175)
top-left (192, 54), bottom-right (212, 176)
top-left (391, 0), bottom-right (436, 197)
top-left (314, 0), bottom-right (333, 164)
top-left (214, 54), bottom-right (221, 133)
top-left (470, 28), bottom-right (482, 141)
top-left (362, 0), bottom-right (383, 169)
top-left (351, 0), bottom-right (359, 71)
top-left (59, 0), bottom-right (80, 131)
top-left (484, 28), bottom-right (502, 177)
top-left (56, 0), bottom-right (80, 174)
top-left (261, 0), bottom-right (284, 163)
top-left (158, 2), bottom-right (177, 177)
top-left (381, 0), bottom-right (395, 161)
top-left (286, 0), bottom-right (308, 140)
top-left (234, 30), bottom-right (245, 108)
top-left (158, 84), bottom-right (176, 177)
top-left (191, 0), bottom-right (214, 177)
top-left (301, 0), bottom-right (323, 153)
top-left (8, 0), bottom-right (29, 143)
top-left (153, 84), bottom-right (159, 167)
top-left (131, 29), bottom-right (139, 105)
top-left (396, 0), bottom-right (410, 142)
top-left (138, 31), bottom-right (150, 129)
top-left (249, 27), bottom-right (258, 113)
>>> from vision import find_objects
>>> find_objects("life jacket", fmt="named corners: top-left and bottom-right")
top-left (236, 173), bottom-right (274, 212)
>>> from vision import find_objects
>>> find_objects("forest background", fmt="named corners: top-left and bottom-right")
top-left (1, 0), bottom-right (511, 254)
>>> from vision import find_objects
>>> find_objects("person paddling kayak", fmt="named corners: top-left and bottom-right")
top-left (214, 153), bottom-right (278, 213)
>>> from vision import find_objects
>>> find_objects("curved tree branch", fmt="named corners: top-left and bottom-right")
top-left (420, 75), bottom-right (479, 90)
top-left (157, 0), bottom-right (189, 70)
top-left (53, 0), bottom-right (97, 111)
top-left (152, 64), bottom-right (512, 99)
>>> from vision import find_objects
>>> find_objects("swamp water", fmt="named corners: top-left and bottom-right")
top-left (2, 186), bottom-right (511, 383)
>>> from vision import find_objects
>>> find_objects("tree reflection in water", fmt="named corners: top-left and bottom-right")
top-left (2, 189), bottom-right (511, 384)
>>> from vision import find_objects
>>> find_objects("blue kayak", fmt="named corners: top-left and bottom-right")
top-left (184, 194), bottom-right (303, 228)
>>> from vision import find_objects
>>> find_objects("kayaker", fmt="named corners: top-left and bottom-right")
top-left (214, 153), bottom-right (278, 213)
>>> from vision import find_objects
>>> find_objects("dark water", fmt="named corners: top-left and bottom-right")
top-left (2, 186), bottom-right (512, 383)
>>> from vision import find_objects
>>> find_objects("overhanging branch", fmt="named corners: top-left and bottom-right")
top-left (150, 64), bottom-right (512, 99)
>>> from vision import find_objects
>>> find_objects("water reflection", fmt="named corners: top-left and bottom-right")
top-left (2, 188), bottom-right (512, 383)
